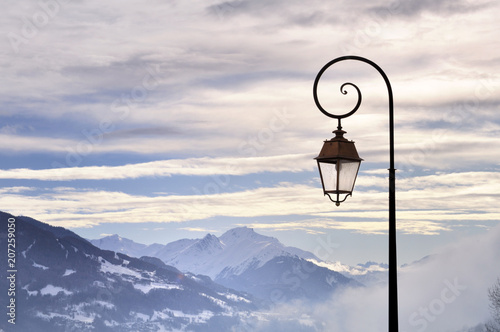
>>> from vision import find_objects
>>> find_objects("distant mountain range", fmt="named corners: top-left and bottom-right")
top-left (90, 227), bottom-right (380, 304)
top-left (90, 228), bottom-right (388, 281)
top-left (0, 211), bottom-right (384, 331)
top-left (91, 227), bottom-right (319, 279)
top-left (0, 212), bottom-right (257, 331)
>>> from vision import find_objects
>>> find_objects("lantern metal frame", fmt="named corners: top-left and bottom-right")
top-left (312, 55), bottom-right (398, 332)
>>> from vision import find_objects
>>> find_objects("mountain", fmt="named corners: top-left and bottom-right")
top-left (91, 226), bottom-right (362, 304)
top-left (93, 227), bottom-right (320, 280)
top-left (89, 235), bottom-right (164, 258)
top-left (220, 255), bottom-right (360, 304)
top-left (0, 212), bottom-right (257, 332)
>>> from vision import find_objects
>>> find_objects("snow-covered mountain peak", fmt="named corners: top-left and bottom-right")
top-left (221, 226), bottom-right (255, 237)
top-left (189, 233), bottom-right (224, 253)
top-left (145, 227), bottom-right (316, 279)
top-left (220, 227), bottom-right (279, 246)
top-left (101, 234), bottom-right (121, 241)
top-left (90, 234), bottom-right (147, 256)
top-left (93, 234), bottom-right (129, 244)
top-left (202, 233), bottom-right (219, 241)
top-left (108, 234), bottom-right (123, 242)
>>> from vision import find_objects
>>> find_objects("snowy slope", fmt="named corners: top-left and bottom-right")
top-left (156, 227), bottom-right (321, 279)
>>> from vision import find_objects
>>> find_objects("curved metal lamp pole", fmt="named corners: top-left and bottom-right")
top-left (313, 55), bottom-right (398, 331)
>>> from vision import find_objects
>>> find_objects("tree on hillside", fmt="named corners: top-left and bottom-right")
top-left (486, 277), bottom-right (500, 332)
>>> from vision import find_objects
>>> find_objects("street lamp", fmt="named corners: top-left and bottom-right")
top-left (313, 55), bottom-right (399, 331)
top-left (315, 128), bottom-right (363, 206)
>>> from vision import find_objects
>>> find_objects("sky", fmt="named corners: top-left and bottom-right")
top-left (1, 0), bottom-right (499, 272)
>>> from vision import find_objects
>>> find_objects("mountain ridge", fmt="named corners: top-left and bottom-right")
top-left (0, 211), bottom-right (258, 331)
top-left (91, 226), bottom-right (321, 280)
top-left (89, 226), bottom-right (367, 304)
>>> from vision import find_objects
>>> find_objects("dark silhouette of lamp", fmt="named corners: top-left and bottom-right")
top-left (313, 55), bottom-right (399, 331)
top-left (315, 128), bottom-right (362, 206)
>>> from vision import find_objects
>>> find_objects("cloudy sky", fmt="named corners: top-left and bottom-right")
top-left (1, 0), bottom-right (499, 272)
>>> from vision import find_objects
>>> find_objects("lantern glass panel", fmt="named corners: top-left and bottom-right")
top-left (318, 161), bottom-right (338, 193)
top-left (338, 160), bottom-right (361, 193)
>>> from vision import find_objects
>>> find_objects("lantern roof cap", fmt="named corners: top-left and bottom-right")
top-left (315, 129), bottom-right (363, 161)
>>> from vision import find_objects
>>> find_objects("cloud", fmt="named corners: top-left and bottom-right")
top-left (178, 227), bottom-right (218, 233)
top-left (0, 154), bottom-right (313, 180)
top-left (0, 124), bottom-right (31, 134)
top-left (368, 0), bottom-right (492, 18)
top-left (0, 186), bottom-right (36, 194)
top-left (1, 168), bottom-right (499, 234)
top-left (248, 222), bottom-right (500, 331)
top-left (99, 233), bottom-right (115, 237)
top-left (102, 126), bottom-right (182, 139)
top-left (2, 0), bottom-right (499, 174)
top-left (0, 134), bottom-right (76, 153)
top-left (206, 0), bottom-right (338, 28)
